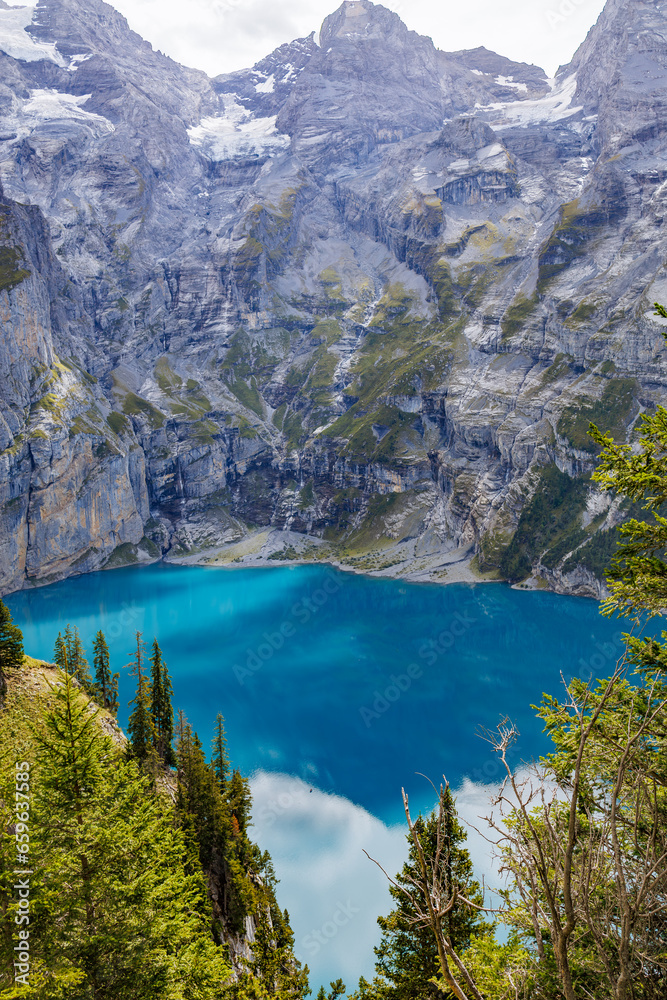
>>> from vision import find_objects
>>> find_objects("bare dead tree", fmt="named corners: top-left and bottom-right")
top-left (482, 667), bottom-right (667, 1000)
top-left (364, 780), bottom-right (495, 1000)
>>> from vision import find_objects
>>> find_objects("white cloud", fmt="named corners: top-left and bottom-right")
top-left (250, 772), bottom-right (407, 989)
top-left (249, 771), bottom-right (512, 992)
top-left (108, 0), bottom-right (608, 78)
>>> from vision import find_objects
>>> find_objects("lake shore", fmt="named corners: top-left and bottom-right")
top-left (162, 526), bottom-right (538, 590)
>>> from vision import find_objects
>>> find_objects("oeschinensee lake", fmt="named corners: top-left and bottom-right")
top-left (6, 562), bottom-right (627, 821)
top-left (5, 562), bottom-right (635, 987)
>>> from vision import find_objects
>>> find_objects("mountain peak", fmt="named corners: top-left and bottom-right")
top-left (319, 0), bottom-right (407, 47)
top-left (562, 0), bottom-right (667, 150)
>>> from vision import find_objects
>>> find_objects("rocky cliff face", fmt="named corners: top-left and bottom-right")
top-left (0, 184), bottom-right (149, 593)
top-left (1, 0), bottom-right (666, 595)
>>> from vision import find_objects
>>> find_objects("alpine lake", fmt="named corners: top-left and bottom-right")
top-left (5, 563), bottom-right (635, 989)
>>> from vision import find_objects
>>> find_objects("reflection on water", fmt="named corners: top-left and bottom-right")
top-left (6, 562), bottom-right (628, 822)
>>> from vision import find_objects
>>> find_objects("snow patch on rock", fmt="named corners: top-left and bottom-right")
top-left (0, 1), bottom-right (65, 66)
top-left (255, 74), bottom-right (275, 94)
top-left (67, 53), bottom-right (93, 72)
top-left (20, 90), bottom-right (115, 134)
top-left (479, 74), bottom-right (583, 128)
top-left (476, 142), bottom-right (506, 162)
top-left (495, 75), bottom-right (528, 93)
top-left (188, 94), bottom-right (290, 161)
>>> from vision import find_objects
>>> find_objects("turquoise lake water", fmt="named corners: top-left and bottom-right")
top-left (6, 563), bottom-right (627, 819)
top-left (4, 563), bottom-right (633, 988)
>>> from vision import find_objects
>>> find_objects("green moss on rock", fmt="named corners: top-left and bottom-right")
top-left (500, 465), bottom-right (589, 582)
top-left (501, 293), bottom-right (539, 340)
top-left (557, 378), bottom-right (638, 453)
top-left (121, 393), bottom-right (165, 429)
top-left (0, 244), bottom-right (30, 293)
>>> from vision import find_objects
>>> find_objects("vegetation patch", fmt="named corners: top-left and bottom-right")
top-left (190, 419), bottom-right (220, 446)
top-left (563, 527), bottom-right (619, 578)
top-left (568, 297), bottom-right (602, 325)
top-left (329, 405), bottom-right (418, 465)
top-left (121, 392), bottom-right (165, 429)
top-left (322, 283), bottom-right (455, 462)
top-left (103, 542), bottom-right (140, 568)
top-left (500, 465), bottom-right (589, 582)
top-left (537, 197), bottom-right (625, 292)
top-left (342, 492), bottom-right (405, 553)
top-left (501, 292), bottom-right (539, 340)
top-left (298, 481), bottom-right (315, 510)
top-left (154, 357), bottom-right (182, 391)
top-left (107, 411), bottom-right (131, 436)
top-left (225, 376), bottom-right (263, 416)
top-left (322, 487), bottom-right (363, 539)
top-left (557, 378), bottom-right (638, 453)
top-left (0, 243), bottom-right (30, 293)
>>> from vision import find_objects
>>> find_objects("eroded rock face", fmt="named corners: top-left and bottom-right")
top-left (1, 0), bottom-right (667, 594)
top-left (0, 186), bottom-right (148, 593)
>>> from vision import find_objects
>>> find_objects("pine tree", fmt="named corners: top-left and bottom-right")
top-left (227, 768), bottom-right (253, 838)
top-left (0, 598), bottom-right (23, 703)
top-left (317, 981), bottom-right (346, 1000)
top-left (176, 717), bottom-right (225, 869)
top-left (53, 631), bottom-right (67, 670)
top-left (57, 623), bottom-right (93, 690)
top-left (212, 712), bottom-right (230, 789)
top-left (93, 629), bottom-right (119, 715)
top-left (126, 631), bottom-right (155, 762)
top-left (371, 789), bottom-right (493, 1000)
top-left (21, 672), bottom-right (232, 997)
top-left (149, 637), bottom-right (175, 765)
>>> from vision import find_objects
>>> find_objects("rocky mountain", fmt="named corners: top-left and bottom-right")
top-left (1, 0), bottom-right (666, 596)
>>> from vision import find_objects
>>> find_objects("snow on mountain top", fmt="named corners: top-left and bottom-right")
top-left (22, 90), bottom-right (114, 130)
top-left (0, 90), bottom-right (115, 145)
top-left (477, 74), bottom-right (583, 128)
top-left (0, 1), bottom-right (65, 65)
top-left (187, 94), bottom-right (290, 161)
top-left (255, 74), bottom-right (275, 94)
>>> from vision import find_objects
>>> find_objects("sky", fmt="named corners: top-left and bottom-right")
top-left (250, 770), bottom-right (506, 990)
top-left (110, 0), bottom-right (608, 79)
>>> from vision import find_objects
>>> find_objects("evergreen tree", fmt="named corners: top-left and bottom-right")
top-left (176, 716), bottom-right (226, 869)
top-left (590, 304), bottom-right (667, 623)
top-left (93, 629), bottom-right (119, 715)
top-left (53, 630), bottom-right (67, 671)
top-left (0, 598), bottom-right (23, 703)
top-left (317, 981), bottom-right (346, 1000)
top-left (227, 768), bottom-right (252, 837)
top-left (212, 712), bottom-right (230, 789)
top-left (369, 789), bottom-right (493, 1000)
top-left (57, 623), bottom-right (93, 690)
top-left (15, 672), bottom-right (232, 997)
top-left (149, 637), bottom-right (175, 765)
top-left (126, 631), bottom-right (155, 762)
top-left (71, 628), bottom-right (88, 686)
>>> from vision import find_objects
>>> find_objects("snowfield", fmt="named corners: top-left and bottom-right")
top-left (0, 0), bottom-right (65, 65)
top-left (188, 94), bottom-right (290, 160)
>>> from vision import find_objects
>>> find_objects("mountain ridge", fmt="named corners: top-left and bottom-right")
top-left (0, 0), bottom-right (666, 596)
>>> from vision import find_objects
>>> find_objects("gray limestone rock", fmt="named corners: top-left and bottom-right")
top-left (1, 0), bottom-right (667, 596)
